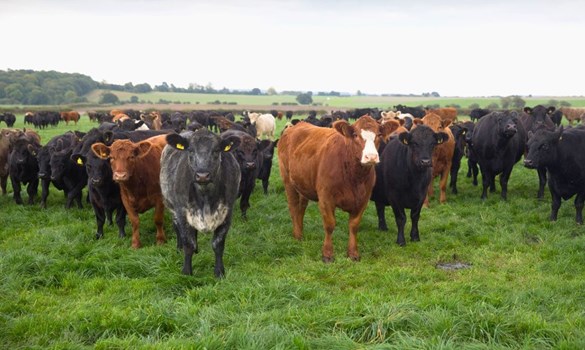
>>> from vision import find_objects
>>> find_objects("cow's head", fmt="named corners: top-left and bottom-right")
top-left (92, 139), bottom-right (153, 183)
top-left (524, 126), bottom-right (563, 169)
top-left (85, 151), bottom-right (113, 187)
top-left (495, 111), bottom-right (519, 138)
top-left (399, 125), bottom-right (448, 169)
top-left (333, 115), bottom-right (398, 166)
top-left (166, 129), bottom-right (240, 184)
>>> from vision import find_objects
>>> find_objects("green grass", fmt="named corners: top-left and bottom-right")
top-left (81, 89), bottom-right (585, 110)
top-left (1, 115), bottom-right (585, 349)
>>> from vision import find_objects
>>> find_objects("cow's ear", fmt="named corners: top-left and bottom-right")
top-left (547, 106), bottom-right (556, 114)
top-left (166, 133), bottom-right (189, 151)
top-left (442, 119), bottom-right (452, 128)
top-left (92, 143), bottom-right (110, 159)
top-left (527, 131), bottom-right (534, 140)
top-left (435, 132), bottom-right (449, 144)
top-left (333, 120), bottom-right (355, 137)
top-left (27, 144), bottom-right (38, 156)
top-left (398, 132), bottom-right (411, 145)
top-left (221, 135), bottom-right (241, 152)
top-left (257, 139), bottom-right (272, 152)
top-left (135, 141), bottom-right (153, 158)
top-left (413, 118), bottom-right (424, 126)
top-left (380, 120), bottom-right (399, 139)
top-left (524, 107), bottom-right (532, 114)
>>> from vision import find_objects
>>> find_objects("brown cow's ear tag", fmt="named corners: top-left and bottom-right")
top-left (402, 138), bottom-right (408, 145)
top-left (101, 152), bottom-right (107, 158)
top-left (437, 138), bottom-right (443, 144)
top-left (176, 143), bottom-right (185, 150)
top-left (224, 143), bottom-right (232, 152)
top-left (77, 158), bottom-right (84, 165)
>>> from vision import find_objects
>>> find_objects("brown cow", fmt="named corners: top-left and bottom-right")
top-left (91, 134), bottom-right (167, 248)
top-left (427, 107), bottom-right (458, 124)
top-left (278, 116), bottom-right (397, 262)
top-left (60, 111), bottom-right (80, 125)
top-left (417, 112), bottom-right (455, 206)
top-left (560, 107), bottom-right (585, 125)
top-left (140, 111), bottom-right (162, 130)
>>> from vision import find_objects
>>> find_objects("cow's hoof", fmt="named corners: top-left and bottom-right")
top-left (322, 256), bottom-right (334, 263)
top-left (348, 255), bottom-right (360, 262)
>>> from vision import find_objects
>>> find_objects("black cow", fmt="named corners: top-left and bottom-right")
top-left (394, 104), bottom-right (426, 118)
top-left (550, 109), bottom-right (563, 127)
top-left (461, 121), bottom-right (479, 186)
top-left (371, 125), bottom-right (448, 246)
top-left (49, 134), bottom-right (87, 209)
top-left (524, 126), bottom-right (585, 223)
top-left (85, 151), bottom-right (127, 239)
top-left (220, 129), bottom-right (269, 218)
top-left (38, 133), bottom-right (78, 209)
top-left (257, 139), bottom-right (277, 194)
top-left (160, 129), bottom-right (241, 277)
top-left (469, 108), bottom-right (491, 122)
top-left (0, 113), bottom-right (16, 127)
top-left (448, 123), bottom-right (468, 194)
top-left (285, 111), bottom-right (293, 121)
top-left (471, 111), bottom-right (526, 200)
top-left (9, 138), bottom-right (41, 204)
top-left (521, 105), bottom-right (556, 199)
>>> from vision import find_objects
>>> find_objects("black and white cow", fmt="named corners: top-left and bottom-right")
top-left (160, 129), bottom-right (241, 277)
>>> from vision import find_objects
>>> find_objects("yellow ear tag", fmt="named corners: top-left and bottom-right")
top-left (438, 138), bottom-right (443, 144)
top-left (101, 152), bottom-right (107, 158)
top-left (77, 158), bottom-right (83, 165)
top-left (402, 139), bottom-right (408, 145)
top-left (176, 143), bottom-right (184, 150)
top-left (224, 144), bottom-right (231, 152)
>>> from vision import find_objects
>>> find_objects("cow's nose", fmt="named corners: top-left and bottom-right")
top-left (195, 172), bottom-right (210, 183)
top-left (361, 153), bottom-right (379, 164)
top-left (420, 159), bottom-right (432, 167)
top-left (113, 172), bottom-right (128, 182)
top-left (245, 162), bottom-right (256, 169)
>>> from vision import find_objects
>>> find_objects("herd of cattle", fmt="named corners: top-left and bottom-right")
top-left (1, 105), bottom-right (585, 277)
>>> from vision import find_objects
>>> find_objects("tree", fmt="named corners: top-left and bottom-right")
top-left (560, 100), bottom-right (572, 107)
top-left (511, 96), bottom-right (526, 109)
top-left (487, 102), bottom-right (500, 110)
top-left (100, 92), bottom-right (119, 104)
top-left (296, 92), bottom-right (313, 105)
top-left (266, 87), bottom-right (277, 95)
top-left (130, 95), bottom-right (139, 103)
top-left (133, 83), bottom-right (152, 93)
top-left (251, 88), bottom-right (262, 95)
top-left (469, 103), bottom-right (480, 110)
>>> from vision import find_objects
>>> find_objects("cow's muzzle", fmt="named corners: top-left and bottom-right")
top-left (195, 172), bottom-right (211, 184)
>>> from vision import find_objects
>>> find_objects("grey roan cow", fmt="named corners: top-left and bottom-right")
top-left (160, 129), bottom-right (241, 277)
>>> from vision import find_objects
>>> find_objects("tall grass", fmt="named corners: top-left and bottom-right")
top-left (1, 115), bottom-right (585, 349)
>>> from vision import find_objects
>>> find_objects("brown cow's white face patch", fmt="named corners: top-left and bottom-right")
top-left (360, 129), bottom-right (379, 165)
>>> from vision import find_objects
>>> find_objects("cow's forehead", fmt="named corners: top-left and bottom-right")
top-left (353, 116), bottom-right (379, 132)
top-left (110, 140), bottom-right (137, 156)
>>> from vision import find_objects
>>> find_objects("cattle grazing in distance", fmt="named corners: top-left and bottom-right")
top-left (85, 151), bottom-right (127, 240)
top-left (394, 104), bottom-right (425, 118)
top-left (426, 107), bottom-right (458, 124)
top-left (469, 108), bottom-right (491, 122)
top-left (160, 130), bottom-right (242, 277)
top-left (371, 125), bottom-right (448, 246)
top-left (278, 116), bottom-right (397, 262)
top-left (524, 126), bottom-right (585, 224)
top-left (60, 111), bottom-right (81, 125)
top-left (559, 107), bottom-right (585, 125)
top-left (249, 113), bottom-right (276, 140)
top-left (91, 135), bottom-right (168, 248)
top-left (9, 137), bottom-right (41, 204)
top-left (0, 113), bottom-right (16, 127)
top-left (418, 113), bottom-right (455, 206)
top-left (520, 105), bottom-right (556, 199)
top-left (471, 111), bottom-right (526, 200)
top-left (448, 122), bottom-right (469, 195)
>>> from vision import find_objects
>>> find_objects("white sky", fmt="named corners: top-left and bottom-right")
top-left (1, 0), bottom-right (584, 97)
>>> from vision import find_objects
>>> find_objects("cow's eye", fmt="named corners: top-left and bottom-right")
top-left (540, 143), bottom-right (549, 151)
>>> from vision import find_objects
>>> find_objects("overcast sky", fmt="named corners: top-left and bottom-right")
top-left (1, 0), bottom-right (584, 97)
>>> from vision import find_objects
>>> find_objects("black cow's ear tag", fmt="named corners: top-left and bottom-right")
top-left (402, 138), bottom-right (408, 145)
top-left (224, 143), bottom-right (232, 152)
top-left (437, 138), bottom-right (443, 144)
top-left (77, 158), bottom-right (84, 165)
top-left (176, 143), bottom-right (185, 150)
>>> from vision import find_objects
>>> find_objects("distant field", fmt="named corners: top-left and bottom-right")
top-left (80, 89), bottom-right (585, 110)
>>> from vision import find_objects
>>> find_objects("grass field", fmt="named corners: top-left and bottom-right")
top-left (1, 114), bottom-right (585, 349)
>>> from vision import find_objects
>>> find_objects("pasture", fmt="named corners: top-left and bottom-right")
top-left (1, 113), bottom-right (585, 349)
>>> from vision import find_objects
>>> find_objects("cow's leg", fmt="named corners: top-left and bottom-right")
top-left (120, 193), bottom-right (141, 248)
top-left (500, 168), bottom-right (512, 200)
top-left (115, 205), bottom-right (126, 238)
top-left (537, 167), bottom-right (547, 200)
top-left (574, 194), bottom-right (584, 225)
top-left (391, 206), bottom-right (407, 246)
top-left (450, 163), bottom-right (459, 194)
top-left (284, 185), bottom-right (308, 240)
top-left (410, 205), bottom-right (422, 242)
top-left (318, 201), bottom-right (336, 263)
top-left (94, 204), bottom-right (106, 239)
top-left (480, 168), bottom-right (491, 200)
top-left (11, 177), bottom-right (22, 204)
top-left (176, 216), bottom-right (198, 275)
top-left (239, 178), bottom-right (253, 219)
top-left (154, 201), bottom-right (166, 245)
top-left (347, 209), bottom-right (365, 261)
top-left (0, 174), bottom-right (7, 195)
top-left (40, 178), bottom-right (50, 208)
top-left (550, 190), bottom-right (561, 221)
top-left (375, 201), bottom-right (388, 231)
top-left (26, 179), bottom-right (38, 205)
top-left (438, 166), bottom-right (450, 203)
top-left (262, 178), bottom-right (269, 195)
top-left (212, 220), bottom-right (230, 278)
top-left (471, 161), bottom-right (479, 186)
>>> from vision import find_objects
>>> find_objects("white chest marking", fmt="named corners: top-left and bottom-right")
top-left (185, 202), bottom-right (229, 232)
